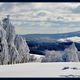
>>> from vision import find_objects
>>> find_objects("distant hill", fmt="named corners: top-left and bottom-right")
top-left (21, 31), bottom-right (80, 42)
top-left (20, 31), bottom-right (80, 55)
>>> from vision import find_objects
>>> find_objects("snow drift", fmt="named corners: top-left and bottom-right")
top-left (0, 62), bottom-right (79, 77)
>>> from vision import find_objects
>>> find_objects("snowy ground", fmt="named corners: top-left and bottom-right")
top-left (0, 62), bottom-right (80, 78)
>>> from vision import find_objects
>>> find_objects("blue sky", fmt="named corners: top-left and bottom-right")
top-left (0, 3), bottom-right (80, 34)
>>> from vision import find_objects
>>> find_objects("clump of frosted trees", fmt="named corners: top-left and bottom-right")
top-left (0, 15), bottom-right (30, 65)
top-left (42, 43), bottom-right (79, 62)
top-left (42, 50), bottom-right (63, 62)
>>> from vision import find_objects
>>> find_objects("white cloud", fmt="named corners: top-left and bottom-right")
top-left (0, 3), bottom-right (80, 34)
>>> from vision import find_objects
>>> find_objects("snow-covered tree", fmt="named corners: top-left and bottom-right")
top-left (42, 50), bottom-right (63, 62)
top-left (14, 35), bottom-right (30, 63)
top-left (63, 43), bottom-right (79, 62)
top-left (2, 15), bottom-right (16, 45)
top-left (0, 25), bottom-right (9, 65)
top-left (1, 15), bottom-right (30, 64)
top-left (8, 44), bottom-right (20, 64)
top-left (2, 15), bottom-right (19, 64)
top-left (77, 51), bottom-right (80, 61)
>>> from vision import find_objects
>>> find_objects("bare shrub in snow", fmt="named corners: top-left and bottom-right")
top-left (29, 54), bottom-right (42, 62)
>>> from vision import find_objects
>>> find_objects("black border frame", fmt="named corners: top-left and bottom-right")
top-left (0, 1), bottom-right (80, 80)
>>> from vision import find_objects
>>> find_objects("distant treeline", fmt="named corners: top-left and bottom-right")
top-left (27, 41), bottom-right (80, 55)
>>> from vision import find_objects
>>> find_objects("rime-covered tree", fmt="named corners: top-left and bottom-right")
top-left (14, 35), bottom-right (30, 63)
top-left (63, 43), bottom-right (79, 62)
top-left (8, 44), bottom-right (20, 64)
top-left (77, 51), bottom-right (80, 61)
top-left (2, 15), bottom-right (20, 64)
top-left (2, 15), bottom-right (16, 45)
top-left (0, 25), bottom-right (9, 65)
top-left (1, 15), bottom-right (30, 64)
top-left (42, 50), bottom-right (63, 62)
